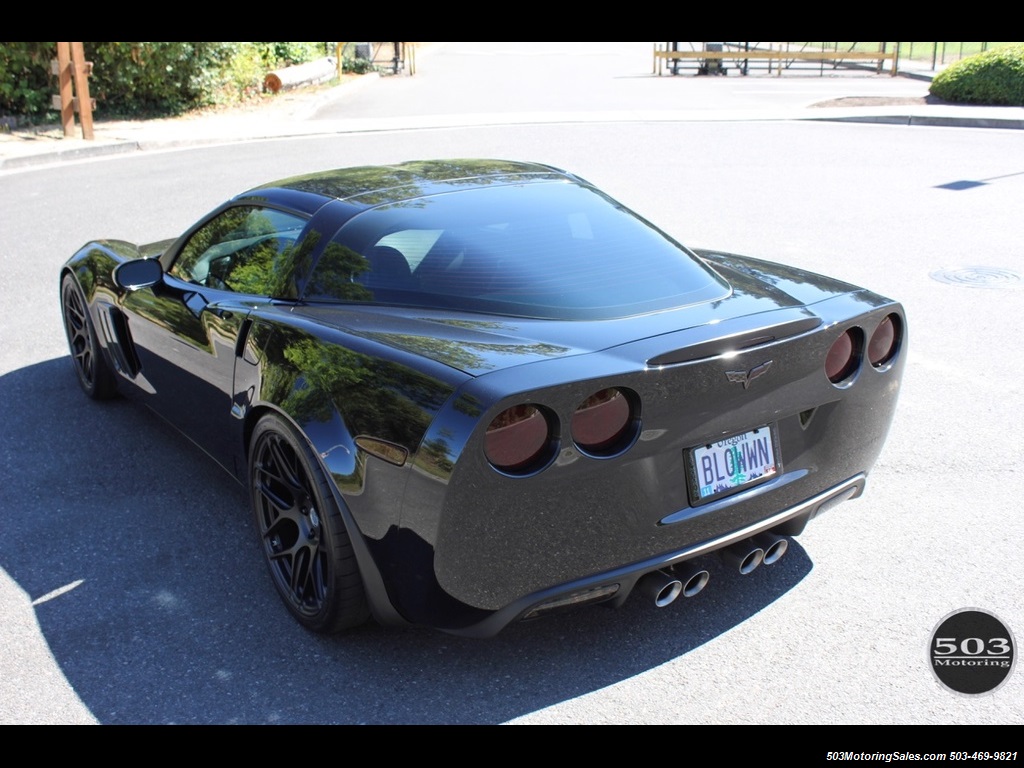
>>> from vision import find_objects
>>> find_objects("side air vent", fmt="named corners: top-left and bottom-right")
top-left (100, 305), bottom-right (140, 377)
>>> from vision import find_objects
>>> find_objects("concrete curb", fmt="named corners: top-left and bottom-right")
top-left (5, 109), bottom-right (1023, 173)
top-left (806, 113), bottom-right (1024, 130)
top-left (0, 140), bottom-right (143, 170)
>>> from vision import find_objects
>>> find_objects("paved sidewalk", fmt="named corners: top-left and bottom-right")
top-left (0, 74), bottom-right (375, 171)
top-left (3, 62), bottom-right (1023, 172)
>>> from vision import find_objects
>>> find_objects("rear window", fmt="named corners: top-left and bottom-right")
top-left (303, 180), bottom-right (728, 320)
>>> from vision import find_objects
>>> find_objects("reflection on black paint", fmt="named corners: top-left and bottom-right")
top-left (260, 326), bottom-right (453, 452)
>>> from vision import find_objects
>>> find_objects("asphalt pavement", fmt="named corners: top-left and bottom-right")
top-left (2, 53), bottom-right (1023, 173)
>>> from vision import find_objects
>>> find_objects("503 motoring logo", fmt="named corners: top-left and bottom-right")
top-left (929, 608), bottom-right (1016, 695)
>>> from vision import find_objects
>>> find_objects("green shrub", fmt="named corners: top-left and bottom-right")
top-left (0, 41), bottom-right (332, 119)
top-left (86, 42), bottom-right (235, 116)
top-left (0, 43), bottom-right (56, 116)
top-left (208, 43), bottom-right (267, 105)
top-left (343, 57), bottom-right (376, 75)
top-left (253, 42), bottom-right (328, 67)
top-left (929, 44), bottom-right (1024, 105)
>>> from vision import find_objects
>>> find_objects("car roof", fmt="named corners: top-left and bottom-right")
top-left (237, 159), bottom-right (575, 215)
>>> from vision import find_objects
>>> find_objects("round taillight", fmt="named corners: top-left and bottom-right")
top-left (825, 328), bottom-right (861, 384)
top-left (868, 314), bottom-right (901, 368)
top-left (485, 404), bottom-right (552, 473)
top-left (571, 387), bottom-right (635, 456)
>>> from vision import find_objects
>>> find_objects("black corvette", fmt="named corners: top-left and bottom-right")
top-left (60, 159), bottom-right (906, 637)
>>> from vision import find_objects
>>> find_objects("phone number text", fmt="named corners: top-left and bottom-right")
top-left (825, 754), bottom-right (1017, 763)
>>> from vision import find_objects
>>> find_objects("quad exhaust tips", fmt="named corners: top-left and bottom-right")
top-left (721, 533), bottom-right (790, 574)
top-left (637, 562), bottom-right (710, 607)
top-left (636, 534), bottom-right (788, 607)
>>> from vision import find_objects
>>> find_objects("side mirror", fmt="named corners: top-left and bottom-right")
top-left (113, 258), bottom-right (163, 291)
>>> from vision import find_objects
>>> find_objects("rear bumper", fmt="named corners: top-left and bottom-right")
top-left (437, 472), bottom-right (864, 637)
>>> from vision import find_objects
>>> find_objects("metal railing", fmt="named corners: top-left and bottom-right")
top-left (654, 42), bottom-right (1019, 77)
top-left (898, 42), bottom-right (1012, 69)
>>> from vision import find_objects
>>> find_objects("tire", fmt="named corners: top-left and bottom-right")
top-left (249, 413), bottom-right (370, 633)
top-left (61, 273), bottom-right (118, 400)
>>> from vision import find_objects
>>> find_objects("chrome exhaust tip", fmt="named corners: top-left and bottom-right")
top-left (637, 569), bottom-right (684, 607)
top-left (721, 539), bottom-right (765, 575)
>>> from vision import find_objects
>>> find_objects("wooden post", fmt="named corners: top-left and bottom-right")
top-left (56, 42), bottom-right (75, 138)
top-left (70, 42), bottom-right (94, 140)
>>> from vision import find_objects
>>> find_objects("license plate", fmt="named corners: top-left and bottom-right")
top-left (690, 426), bottom-right (778, 502)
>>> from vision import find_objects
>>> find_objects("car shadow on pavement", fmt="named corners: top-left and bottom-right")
top-left (0, 358), bottom-right (811, 724)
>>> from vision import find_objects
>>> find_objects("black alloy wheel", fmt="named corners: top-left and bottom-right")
top-left (61, 274), bottom-right (117, 399)
top-left (249, 414), bottom-right (370, 633)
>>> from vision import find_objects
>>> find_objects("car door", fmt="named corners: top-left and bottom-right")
top-left (120, 204), bottom-right (307, 474)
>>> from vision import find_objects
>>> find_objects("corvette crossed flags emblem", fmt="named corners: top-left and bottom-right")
top-left (726, 361), bottom-right (773, 389)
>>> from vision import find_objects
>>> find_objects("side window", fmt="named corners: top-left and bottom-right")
top-left (170, 206), bottom-right (307, 295)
